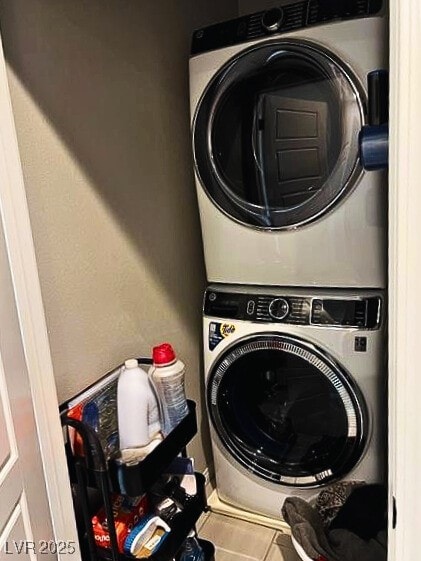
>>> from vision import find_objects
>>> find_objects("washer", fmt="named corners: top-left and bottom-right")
top-left (190, 2), bottom-right (388, 288)
top-left (203, 284), bottom-right (386, 520)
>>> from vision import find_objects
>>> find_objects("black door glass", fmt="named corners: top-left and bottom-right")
top-left (194, 42), bottom-right (364, 228)
top-left (208, 336), bottom-right (367, 486)
top-left (212, 58), bottom-right (337, 209)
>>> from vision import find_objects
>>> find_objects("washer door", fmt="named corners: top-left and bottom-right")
top-left (193, 41), bottom-right (365, 229)
top-left (207, 334), bottom-right (368, 487)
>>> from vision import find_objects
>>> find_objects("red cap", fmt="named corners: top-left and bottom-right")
top-left (153, 343), bottom-right (176, 365)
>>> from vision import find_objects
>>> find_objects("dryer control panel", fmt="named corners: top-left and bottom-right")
top-left (191, 0), bottom-right (383, 55)
top-left (204, 289), bottom-right (382, 329)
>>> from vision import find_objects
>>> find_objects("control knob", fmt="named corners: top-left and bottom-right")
top-left (261, 8), bottom-right (284, 33)
top-left (269, 298), bottom-right (289, 320)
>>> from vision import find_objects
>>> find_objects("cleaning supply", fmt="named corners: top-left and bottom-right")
top-left (66, 367), bottom-right (120, 458)
top-left (92, 493), bottom-right (149, 552)
top-left (123, 515), bottom-right (171, 558)
top-left (179, 531), bottom-right (205, 561)
top-left (117, 359), bottom-right (161, 450)
top-left (149, 343), bottom-right (189, 436)
top-left (82, 382), bottom-right (119, 460)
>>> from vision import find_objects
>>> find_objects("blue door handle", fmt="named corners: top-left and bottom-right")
top-left (359, 70), bottom-right (389, 171)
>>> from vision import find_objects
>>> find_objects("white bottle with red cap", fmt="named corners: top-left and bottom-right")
top-left (117, 358), bottom-right (161, 450)
top-left (149, 343), bottom-right (189, 437)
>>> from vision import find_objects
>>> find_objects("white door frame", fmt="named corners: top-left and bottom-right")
top-left (0, 34), bottom-right (80, 559)
top-left (388, 1), bottom-right (421, 559)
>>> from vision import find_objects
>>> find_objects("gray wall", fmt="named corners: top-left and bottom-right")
top-left (0, 0), bottom-right (237, 472)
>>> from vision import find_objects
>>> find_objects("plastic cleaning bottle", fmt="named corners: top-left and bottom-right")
top-left (149, 343), bottom-right (189, 436)
top-left (179, 531), bottom-right (205, 561)
top-left (117, 359), bottom-right (161, 450)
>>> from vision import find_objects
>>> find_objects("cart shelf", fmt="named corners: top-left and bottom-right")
top-left (63, 400), bottom-right (197, 496)
top-left (94, 474), bottom-right (208, 561)
top-left (91, 538), bottom-right (214, 561)
top-left (109, 401), bottom-right (197, 496)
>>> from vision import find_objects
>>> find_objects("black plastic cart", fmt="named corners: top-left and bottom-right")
top-left (60, 358), bottom-right (214, 561)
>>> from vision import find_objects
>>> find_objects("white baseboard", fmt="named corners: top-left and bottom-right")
top-left (207, 489), bottom-right (290, 532)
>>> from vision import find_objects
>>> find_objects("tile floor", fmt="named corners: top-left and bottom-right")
top-left (197, 512), bottom-right (301, 561)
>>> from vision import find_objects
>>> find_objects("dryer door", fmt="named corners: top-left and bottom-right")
top-left (207, 334), bottom-right (368, 487)
top-left (193, 41), bottom-right (365, 229)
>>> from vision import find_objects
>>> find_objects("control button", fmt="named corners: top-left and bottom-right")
top-left (269, 298), bottom-right (289, 320)
top-left (355, 337), bottom-right (367, 352)
top-left (247, 300), bottom-right (255, 315)
top-left (208, 292), bottom-right (217, 302)
top-left (313, 300), bottom-right (323, 311)
top-left (237, 21), bottom-right (247, 36)
top-left (261, 8), bottom-right (284, 33)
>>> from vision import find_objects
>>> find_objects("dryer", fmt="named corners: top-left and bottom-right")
top-left (190, 2), bottom-right (388, 288)
top-left (203, 284), bottom-right (386, 520)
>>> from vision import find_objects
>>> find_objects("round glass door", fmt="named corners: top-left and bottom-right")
top-left (193, 41), bottom-right (365, 229)
top-left (207, 334), bottom-right (367, 487)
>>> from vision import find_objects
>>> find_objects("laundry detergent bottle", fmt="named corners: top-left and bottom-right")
top-left (117, 359), bottom-right (160, 450)
top-left (149, 343), bottom-right (189, 436)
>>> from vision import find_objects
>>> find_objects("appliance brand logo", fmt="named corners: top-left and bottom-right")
top-left (221, 323), bottom-right (235, 337)
top-left (209, 322), bottom-right (236, 350)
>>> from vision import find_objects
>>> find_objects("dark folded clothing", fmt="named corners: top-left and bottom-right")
top-left (316, 481), bottom-right (364, 527)
top-left (282, 497), bottom-right (338, 561)
top-left (282, 485), bottom-right (388, 561)
top-left (329, 484), bottom-right (387, 540)
top-left (329, 529), bottom-right (387, 561)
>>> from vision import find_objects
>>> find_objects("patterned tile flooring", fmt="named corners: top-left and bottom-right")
top-left (197, 512), bottom-right (301, 561)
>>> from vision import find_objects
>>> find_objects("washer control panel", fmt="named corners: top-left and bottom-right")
top-left (191, 0), bottom-right (382, 55)
top-left (204, 289), bottom-right (382, 329)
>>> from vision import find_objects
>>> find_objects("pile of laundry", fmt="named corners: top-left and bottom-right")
top-left (282, 483), bottom-right (387, 561)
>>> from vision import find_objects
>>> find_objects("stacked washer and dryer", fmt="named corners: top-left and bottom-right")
top-left (189, 0), bottom-right (388, 521)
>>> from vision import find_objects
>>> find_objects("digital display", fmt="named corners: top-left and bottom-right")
top-left (312, 299), bottom-right (366, 327)
top-left (323, 300), bottom-right (357, 323)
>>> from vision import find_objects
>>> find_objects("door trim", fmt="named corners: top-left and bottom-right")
top-left (0, 34), bottom-right (80, 557)
top-left (389, 1), bottom-right (421, 559)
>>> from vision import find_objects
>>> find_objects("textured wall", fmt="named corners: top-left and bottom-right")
top-left (0, 0), bottom-right (237, 471)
